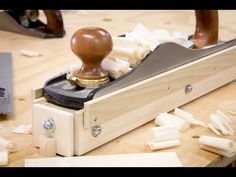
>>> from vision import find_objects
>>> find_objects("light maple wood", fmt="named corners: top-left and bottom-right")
top-left (31, 87), bottom-right (43, 100)
top-left (84, 46), bottom-right (236, 128)
top-left (24, 152), bottom-right (183, 167)
top-left (1, 10), bottom-right (236, 167)
top-left (39, 135), bottom-right (57, 157)
top-left (32, 45), bottom-right (236, 156)
top-left (32, 103), bottom-right (74, 157)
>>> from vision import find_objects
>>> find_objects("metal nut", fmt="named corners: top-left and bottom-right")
top-left (185, 84), bottom-right (193, 94)
top-left (91, 125), bottom-right (102, 137)
top-left (43, 118), bottom-right (55, 133)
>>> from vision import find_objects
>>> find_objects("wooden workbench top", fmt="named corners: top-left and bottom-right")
top-left (0, 10), bottom-right (236, 167)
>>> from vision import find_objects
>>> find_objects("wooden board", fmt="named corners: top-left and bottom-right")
top-left (84, 46), bottom-right (236, 128)
top-left (24, 152), bottom-right (182, 167)
top-left (1, 10), bottom-right (236, 167)
top-left (73, 46), bottom-right (236, 155)
top-left (32, 103), bottom-right (74, 157)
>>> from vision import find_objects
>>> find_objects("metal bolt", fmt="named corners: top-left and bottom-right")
top-left (91, 125), bottom-right (102, 137)
top-left (185, 84), bottom-right (193, 94)
top-left (43, 118), bottom-right (55, 133)
top-left (25, 10), bottom-right (39, 22)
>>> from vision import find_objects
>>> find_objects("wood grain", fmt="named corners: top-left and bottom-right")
top-left (1, 10), bottom-right (236, 167)
top-left (33, 103), bottom-right (74, 157)
top-left (84, 46), bottom-right (236, 128)
top-left (24, 152), bottom-right (183, 167)
top-left (32, 42), bottom-right (236, 158)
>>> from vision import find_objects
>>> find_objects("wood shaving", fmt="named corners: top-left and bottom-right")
top-left (19, 50), bottom-right (42, 58)
top-left (0, 150), bottom-right (8, 166)
top-left (12, 124), bottom-right (32, 134)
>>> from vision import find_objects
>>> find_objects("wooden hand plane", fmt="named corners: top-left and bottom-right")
top-left (32, 10), bottom-right (236, 157)
top-left (0, 10), bottom-right (65, 38)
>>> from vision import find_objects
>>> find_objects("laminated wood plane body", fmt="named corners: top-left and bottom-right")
top-left (31, 10), bottom-right (236, 157)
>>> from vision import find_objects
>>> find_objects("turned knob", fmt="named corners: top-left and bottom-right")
top-left (70, 27), bottom-right (113, 88)
top-left (193, 10), bottom-right (218, 48)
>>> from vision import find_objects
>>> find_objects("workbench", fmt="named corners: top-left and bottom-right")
top-left (0, 10), bottom-right (236, 167)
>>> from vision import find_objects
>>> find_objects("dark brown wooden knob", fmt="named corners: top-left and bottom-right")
top-left (70, 27), bottom-right (113, 87)
top-left (193, 10), bottom-right (218, 48)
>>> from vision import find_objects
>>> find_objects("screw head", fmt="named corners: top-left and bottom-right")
top-left (185, 84), bottom-right (193, 94)
top-left (91, 125), bottom-right (102, 137)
